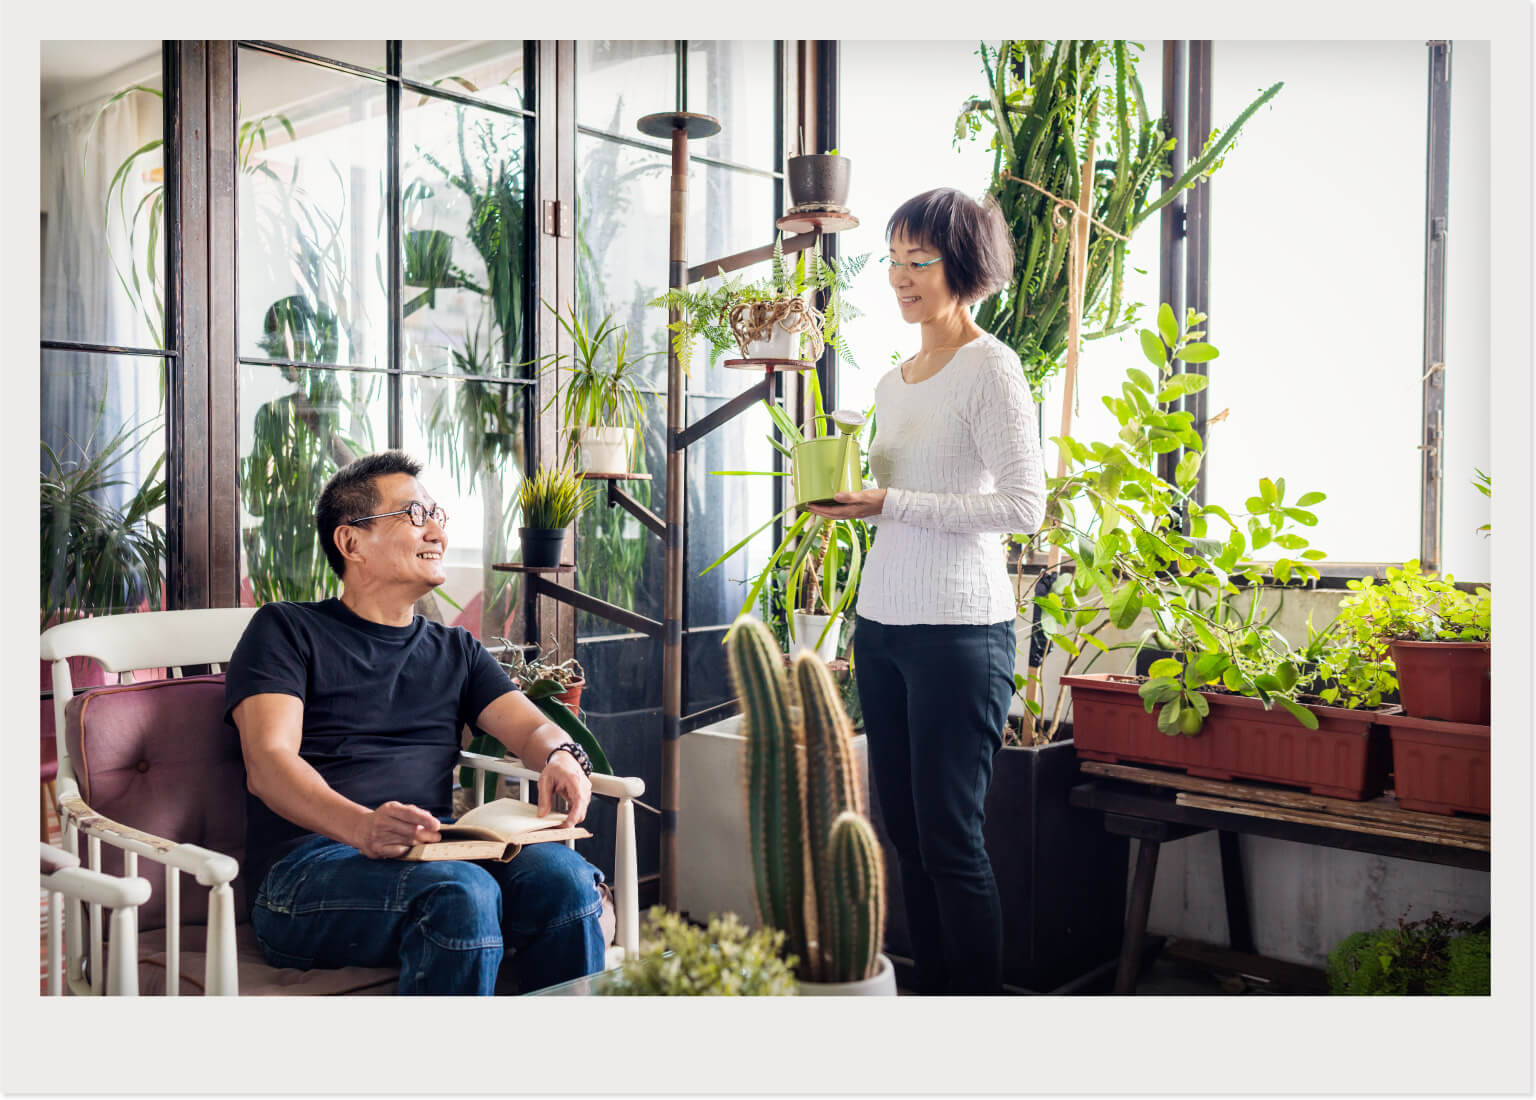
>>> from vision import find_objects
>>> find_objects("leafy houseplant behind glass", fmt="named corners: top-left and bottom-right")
top-left (242, 297), bottom-right (372, 604)
top-left (41, 403), bottom-right (167, 630)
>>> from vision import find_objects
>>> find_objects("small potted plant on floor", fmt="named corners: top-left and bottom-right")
top-left (533, 300), bottom-right (659, 475)
top-left (515, 463), bottom-right (597, 568)
top-left (1327, 911), bottom-right (1489, 995)
top-left (726, 616), bottom-right (894, 995)
top-left (599, 907), bottom-right (799, 995)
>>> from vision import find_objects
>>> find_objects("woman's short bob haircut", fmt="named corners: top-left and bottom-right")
top-left (886, 188), bottom-right (1014, 305)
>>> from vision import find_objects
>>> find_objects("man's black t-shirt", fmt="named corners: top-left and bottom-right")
top-left (224, 598), bottom-right (517, 910)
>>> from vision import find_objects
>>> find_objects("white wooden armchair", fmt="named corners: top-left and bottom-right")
top-left (40, 843), bottom-right (150, 996)
top-left (40, 607), bottom-right (643, 996)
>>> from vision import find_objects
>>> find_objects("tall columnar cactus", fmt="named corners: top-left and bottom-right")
top-left (728, 616), bottom-right (886, 983)
top-left (826, 812), bottom-right (885, 984)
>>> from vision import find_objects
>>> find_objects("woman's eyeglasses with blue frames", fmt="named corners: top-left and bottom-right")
top-left (880, 256), bottom-right (943, 271)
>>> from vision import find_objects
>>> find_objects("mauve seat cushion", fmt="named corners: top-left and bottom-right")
top-left (64, 675), bottom-right (247, 929)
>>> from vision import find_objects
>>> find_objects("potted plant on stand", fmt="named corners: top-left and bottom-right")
top-left (533, 300), bottom-right (659, 475)
top-left (650, 235), bottom-right (867, 371)
top-left (726, 616), bottom-right (894, 994)
top-left (514, 463), bottom-right (597, 569)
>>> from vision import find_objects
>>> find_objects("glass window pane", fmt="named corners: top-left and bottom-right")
top-left (574, 394), bottom-right (666, 636)
top-left (577, 40), bottom-right (676, 136)
top-left (687, 40), bottom-right (776, 169)
top-left (40, 42), bottom-right (164, 348)
top-left (684, 626), bottom-right (733, 714)
top-left (573, 634), bottom-right (661, 879)
top-left (576, 134), bottom-right (672, 389)
top-left (401, 375), bottom-right (530, 641)
top-left (685, 396), bottom-right (776, 628)
top-left (269, 41), bottom-right (385, 74)
top-left (41, 349), bottom-right (168, 621)
top-left (238, 364), bottom-right (387, 605)
top-left (836, 40), bottom-right (1005, 418)
top-left (401, 97), bottom-right (531, 377)
top-left (238, 47), bottom-right (387, 369)
top-left (1208, 41), bottom-right (1426, 563)
top-left (403, 41), bottom-right (529, 112)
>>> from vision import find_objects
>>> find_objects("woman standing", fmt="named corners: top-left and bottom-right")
top-left (807, 188), bottom-right (1045, 994)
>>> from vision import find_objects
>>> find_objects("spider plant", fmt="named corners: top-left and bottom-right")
top-left (40, 402), bottom-right (167, 630)
top-left (528, 299), bottom-right (659, 456)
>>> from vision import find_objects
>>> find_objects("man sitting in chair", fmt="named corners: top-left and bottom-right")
top-left (226, 450), bottom-right (605, 995)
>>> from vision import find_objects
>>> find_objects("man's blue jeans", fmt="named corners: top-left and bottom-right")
top-left (250, 832), bottom-right (607, 995)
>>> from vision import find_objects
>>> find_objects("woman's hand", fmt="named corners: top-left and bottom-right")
top-left (806, 488), bottom-right (886, 519)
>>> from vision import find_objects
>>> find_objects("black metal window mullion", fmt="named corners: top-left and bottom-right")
top-left (1184, 41), bottom-right (1213, 510)
top-left (814, 39), bottom-right (839, 413)
top-left (387, 40), bottom-right (403, 449)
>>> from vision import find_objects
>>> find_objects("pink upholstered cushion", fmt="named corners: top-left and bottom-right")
top-left (63, 675), bottom-right (247, 930)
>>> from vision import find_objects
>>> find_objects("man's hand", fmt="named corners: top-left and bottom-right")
top-left (538, 750), bottom-right (592, 828)
top-left (353, 801), bottom-right (442, 859)
top-left (805, 487), bottom-right (886, 520)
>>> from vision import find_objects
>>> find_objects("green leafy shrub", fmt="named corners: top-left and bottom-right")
top-left (515, 463), bottom-right (597, 530)
top-left (599, 907), bottom-right (799, 996)
top-left (1327, 913), bottom-right (1488, 996)
top-left (1312, 559), bottom-right (1491, 709)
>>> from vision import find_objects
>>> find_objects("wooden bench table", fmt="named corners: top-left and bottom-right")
top-left (1068, 762), bottom-right (1490, 994)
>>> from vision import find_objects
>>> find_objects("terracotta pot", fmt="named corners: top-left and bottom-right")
top-left (1377, 711), bottom-right (1490, 816)
top-left (1062, 673), bottom-right (1391, 800)
top-left (1388, 640), bottom-right (1491, 725)
top-left (553, 678), bottom-right (584, 714)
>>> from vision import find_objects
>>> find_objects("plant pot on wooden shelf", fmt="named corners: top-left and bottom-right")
top-left (1377, 711), bottom-right (1490, 816)
top-left (1388, 640), bottom-right (1490, 725)
top-left (728, 294), bottom-right (822, 364)
top-left (1062, 673), bottom-right (1392, 801)
top-left (517, 527), bottom-right (566, 569)
top-left (577, 426), bottom-right (634, 476)
top-left (787, 153), bottom-right (852, 209)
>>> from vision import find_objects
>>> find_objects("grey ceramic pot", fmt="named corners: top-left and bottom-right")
top-left (787, 154), bottom-right (851, 208)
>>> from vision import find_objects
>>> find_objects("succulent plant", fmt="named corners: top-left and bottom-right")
top-left (727, 615), bottom-right (885, 983)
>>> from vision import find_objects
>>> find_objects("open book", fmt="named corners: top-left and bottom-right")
top-left (404, 798), bottom-right (591, 863)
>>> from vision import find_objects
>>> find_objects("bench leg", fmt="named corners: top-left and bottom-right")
top-left (1115, 837), bottom-right (1162, 994)
top-left (1218, 830), bottom-right (1255, 954)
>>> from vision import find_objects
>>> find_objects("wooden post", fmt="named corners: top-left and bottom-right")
top-left (1024, 138), bottom-right (1096, 741)
top-left (661, 121), bottom-right (690, 909)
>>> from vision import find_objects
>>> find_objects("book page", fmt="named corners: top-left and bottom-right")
top-left (452, 798), bottom-right (571, 841)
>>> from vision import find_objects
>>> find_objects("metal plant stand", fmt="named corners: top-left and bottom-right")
top-left (495, 110), bottom-right (857, 906)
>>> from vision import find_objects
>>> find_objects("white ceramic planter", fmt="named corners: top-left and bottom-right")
top-left (796, 953), bottom-right (897, 996)
top-left (791, 612), bottom-right (841, 663)
top-left (743, 325), bottom-right (801, 362)
top-left (578, 426), bottom-right (633, 474)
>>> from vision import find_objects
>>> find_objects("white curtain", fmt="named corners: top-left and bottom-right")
top-left (41, 91), bottom-right (158, 507)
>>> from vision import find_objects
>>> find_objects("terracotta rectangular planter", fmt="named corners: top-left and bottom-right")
top-left (1062, 673), bottom-right (1390, 800)
top-left (1376, 711), bottom-right (1490, 816)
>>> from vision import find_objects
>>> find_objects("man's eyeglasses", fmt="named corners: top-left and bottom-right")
top-left (346, 501), bottom-right (449, 529)
top-left (881, 256), bottom-right (943, 271)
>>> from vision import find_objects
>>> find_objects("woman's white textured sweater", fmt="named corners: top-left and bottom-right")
top-left (858, 333), bottom-right (1046, 626)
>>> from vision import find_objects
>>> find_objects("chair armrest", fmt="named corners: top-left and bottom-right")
top-left (58, 791), bottom-right (240, 887)
top-left (457, 749), bottom-right (646, 800)
top-left (41, 861), bottom-right (152, 910)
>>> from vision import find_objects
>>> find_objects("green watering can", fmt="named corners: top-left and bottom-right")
top-left (792, 410), bottom-right (867, 509)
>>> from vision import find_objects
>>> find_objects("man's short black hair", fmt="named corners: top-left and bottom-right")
top-left (315, 450), bottom-right (424, 580)
top-left (886, 188), bottom-right (1015, 305)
